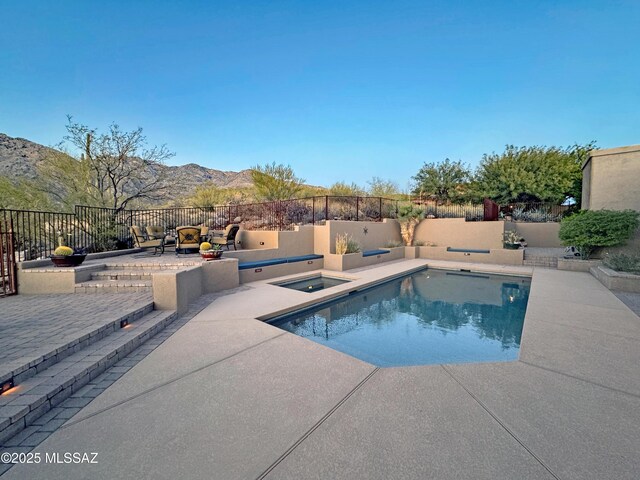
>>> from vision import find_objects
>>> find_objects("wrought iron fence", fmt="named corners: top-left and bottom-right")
top-left (501, 203), bottom-right (572, 222)
top-left (0, 216), bottom-right (17, 296)
top-left (412, 201), bottom-right (485, 221)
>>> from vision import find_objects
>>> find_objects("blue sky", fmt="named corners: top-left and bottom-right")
top-left (1, 0), bottom-right (638, 190)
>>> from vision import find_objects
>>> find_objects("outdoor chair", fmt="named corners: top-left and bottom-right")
top-left (175, 226), bottom-right (201, 255)
top-left (131, 226), bottom-right (164, 255)
top-left (200, 225), bottom-right (209, 240)
top-left (211, 224), bottom-right (240, 250)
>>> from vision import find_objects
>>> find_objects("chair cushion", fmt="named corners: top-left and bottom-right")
top-left (362, 249), bottom-right (390, 257)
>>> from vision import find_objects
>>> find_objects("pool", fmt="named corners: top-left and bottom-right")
top-left (269, 268), bottom-right (531, 367)
top-left (274, 274), bottom-right (351, 293)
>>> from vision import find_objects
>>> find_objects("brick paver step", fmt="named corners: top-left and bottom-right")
top-left (0, 301), bottom-right (154, 388)
top-left (74, 279), bottom-right (153, 294)
top-left (91, 270), bottom-right (153, 281)
top-left (0, 309), bottom-right (178, 443)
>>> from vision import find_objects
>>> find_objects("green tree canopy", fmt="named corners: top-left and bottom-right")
top-left (329, 181), bottom-right (364, 196)
top-left (475, 143), bottom-right (595, 205)
top-left (367, 177), bottom-right (399, 197)
top-left (412, 159), bottom-right (472, 203)
top-left (250, 162), bottom-right (305, 201)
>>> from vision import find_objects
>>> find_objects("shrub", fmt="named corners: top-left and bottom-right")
top-left (383, 240), bottom-right (403, 248)
top-left (54, 246), bottom-right (74, 256)
top-left (335, 233), bottom-right (360, 254)
top-left (603, 251), bottom-right (640, 274)
top-left (559, 210), bottom-right (639, 259)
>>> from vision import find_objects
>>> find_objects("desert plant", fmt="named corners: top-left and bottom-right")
top-left (397, 203), bottom-right (424, 246)
top-left (335, 233), bottom-right (360, 254)
top-left (603, 251), bottom-right (640, 274)
top-left (54, 246), bottom-right (74, 256)
top-left (200, 241), bottom-right (212, 252)
top-left (503, 230), bottom-right (523, 244)
top-left (383, 240), bottom-right (403, 248)
top-left (559, 210), bottom-right (639, 259)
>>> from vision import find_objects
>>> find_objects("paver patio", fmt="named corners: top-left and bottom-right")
top-left (1, 261), bottom-right (639, 479)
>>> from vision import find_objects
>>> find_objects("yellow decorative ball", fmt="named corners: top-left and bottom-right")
top-left (54, 246), bottom-right (74, 256)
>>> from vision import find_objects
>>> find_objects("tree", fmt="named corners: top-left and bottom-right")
top-left (412, 159), bottom-right (472, 204)
top-left (44, 117), bottom-right (175, 213)
top-left (0, 175), bottom-right (52, 210)
top-left (250, 162), bottom-right (305, 201)
top-left (475, 143), bottom-right (595, 205)
top-left (367, 177), bottom-right (399, 198)
top-left (189, 183), bottom-right (228, 208)
top-left (329, 181), bottom-right (364, 196)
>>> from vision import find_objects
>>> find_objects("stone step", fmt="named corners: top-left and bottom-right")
top-left (0, 309), bottom-right (178, 444)
top-left (92, 270), bottom-right (153, 281)
top-left (74, 280), bottom-right (153, 294)
top-left (0, 301), bottom-right (154, 389)
top-left (103, 262), bottom-right (199, 271)
top-left (524, 257), bottom-right (559, 268)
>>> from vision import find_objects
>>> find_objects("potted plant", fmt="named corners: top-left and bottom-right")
top-left (200, 241), bottom-right (223, 260)
top-left (503, 230), bottom-right (524, 250)
top-left (50, 246), bottom-right (87, 267)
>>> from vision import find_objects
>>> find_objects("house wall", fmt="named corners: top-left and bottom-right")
top-left (582, 145), bottom-right (640, 211)
top-left (414, 218), bottom-right (505, 250)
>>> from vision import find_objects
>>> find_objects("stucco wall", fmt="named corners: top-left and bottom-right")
top-left (512, 222), bottom-right (562, 248)
top-left (582, 145), bottom-right (640, 211)
top-left (414, 218), bottom-right (505, 250)
top-left (323, 219), bottom-right (402, 254)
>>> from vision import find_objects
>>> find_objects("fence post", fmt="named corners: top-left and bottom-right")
top-left (356, 196), bottom-right (359, 222)
top-left (325, 196), bottom-right (329, 222)
top-left (379, 197), bottom-right (383, 221)
top-left (312, 197), bottom-right (315, 225)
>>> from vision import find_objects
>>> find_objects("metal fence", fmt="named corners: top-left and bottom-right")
top-left (0, 217), bottom-right (17, 297)
top-left (411, 200), bottom-right (485, 221)
top-left (501, 203), bottom-right (572, 222)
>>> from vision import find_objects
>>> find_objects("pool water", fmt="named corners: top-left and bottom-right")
top-left (275, 275), bottom-right (351, 293)
top-left (270, 269), bottom-right (531, 367)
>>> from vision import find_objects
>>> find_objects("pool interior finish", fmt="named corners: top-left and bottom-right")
top-left (274, 275), bottom-right (351, 293)
top-left (270, 268), bottom-right (531, 367)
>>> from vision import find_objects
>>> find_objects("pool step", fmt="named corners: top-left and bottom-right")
top-left (0, 309), bottom-right (178, 444)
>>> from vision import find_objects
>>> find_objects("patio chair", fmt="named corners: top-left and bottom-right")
top-left (131, 226), bottom-right (164, 255)
top-left (211, 224), bottom-right (240, 250)
top-left (175, 226), bottom-right (201, 255)
top-left (200, 225), bottom-right (209, 241)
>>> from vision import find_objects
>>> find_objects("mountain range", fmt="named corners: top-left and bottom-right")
top-left (0, 132), bottom-right (255, 205)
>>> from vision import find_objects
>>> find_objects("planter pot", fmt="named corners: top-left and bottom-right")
top-left (503, 243), bottom-right (521, 250)
top-left (200, 250), bottom-right (223, 261)
top-left (50, 254), bottom-right (87, 267)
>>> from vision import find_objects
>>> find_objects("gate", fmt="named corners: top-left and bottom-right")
top-left (483, 198), bottom-right (499, 221)
top-left (0, 218), bottom-right (17, 297)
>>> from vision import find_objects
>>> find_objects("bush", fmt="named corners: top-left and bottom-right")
top-left (559, 210), bottom-right (639, 259)
top-left (603, 251), bottom-right (640, 274)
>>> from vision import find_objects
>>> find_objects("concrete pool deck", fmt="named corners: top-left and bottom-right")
top-left (3, 260), bottom-right (639, 479)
